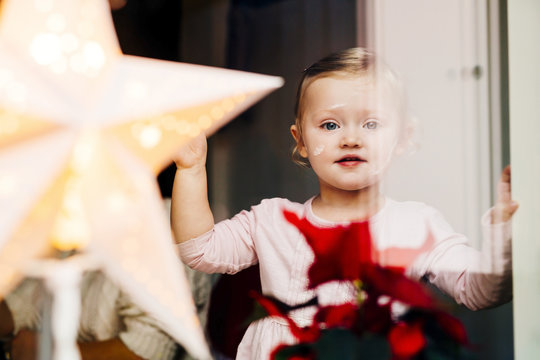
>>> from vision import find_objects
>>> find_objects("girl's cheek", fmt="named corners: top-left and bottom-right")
top-left (313, 145), bottom-right (324, 156)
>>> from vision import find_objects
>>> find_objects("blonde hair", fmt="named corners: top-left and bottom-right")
top-left (292, 47), bottom-right (412, 166)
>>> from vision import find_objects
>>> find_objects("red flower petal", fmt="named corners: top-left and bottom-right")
top-left (283, 210), bottom-right (373, 288)
top-left (290, 324), bottom-right (320, 343)
top-left (363, 266), bottom-right (435, 309)
top-left (361, 296), bottom-right (392, 333)
top-left (314, 303), bottom-right (359, 329)
top-left (388, 321), bottom-right (426, 358)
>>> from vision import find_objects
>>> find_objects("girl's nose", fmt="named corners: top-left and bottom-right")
top-left (339, 130), bottom-right (362, 148)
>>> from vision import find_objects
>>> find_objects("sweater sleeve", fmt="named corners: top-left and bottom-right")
top-left (177, 205), bottom-right (260, 275)
top-left (421, 207), bottom-right (512, 311)
top-left (116, 290), bottom-right (177, 360)
top-left (4, 278), bottom-right (44, 334)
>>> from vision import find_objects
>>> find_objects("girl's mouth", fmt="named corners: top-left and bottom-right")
top-left (336, 156), bottom-right (366, 166)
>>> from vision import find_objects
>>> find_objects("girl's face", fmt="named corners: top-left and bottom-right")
top-left (291, 75), bottom-right (402, 194)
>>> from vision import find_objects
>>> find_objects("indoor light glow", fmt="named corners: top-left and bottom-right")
top-left (30, 33), bottom-right (63, 66)
top-left (0, 1), bottom-right (283, 358)
top-left (138, 124), bottom-right (162, 149)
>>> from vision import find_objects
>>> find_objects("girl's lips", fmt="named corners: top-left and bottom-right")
top-left (335, 156), bottom-right (367, 166)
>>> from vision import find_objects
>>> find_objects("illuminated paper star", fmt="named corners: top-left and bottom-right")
top-left (0, 0), bottom-right (283, 358)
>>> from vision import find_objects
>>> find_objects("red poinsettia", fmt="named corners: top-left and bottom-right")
top-left (283, 210), bottom-right (434, 309)
top-left (250, 210), bottom-right (470, 360)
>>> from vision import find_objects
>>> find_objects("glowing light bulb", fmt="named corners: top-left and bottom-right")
top-left (83, 41), bottom-right (106, 72)
top-left (138, 125), bottom-right (162, 149)
top-left (30, 33), bottom-right (62, 66)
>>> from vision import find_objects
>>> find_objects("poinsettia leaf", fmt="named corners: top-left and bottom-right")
top-left (433, 311), bottom-right (468, 345)
top-left (313, 329), bottom-right (391, 360)
top-left (363, 266), bottom-right (435, 309)
top-left (246, 291), bottom-right (318, 325)
top-left (420, 347), bottom-right (457, 360)
top-left (248, 291), bottom-right (289, 319)
top-left (421, 341), bottom-right (476, 360)
top-left (271, 343), bottom-right (316, 360)
top-left (356, 332), bottom-right (392, 360)
top-left (315, 303), bottom-right (359, 329)
top-left (249, 291), bottom-right (321, 343)
top-left (313, 329), bottom-right (361, 360)
top-left (249, 291), bottom-right (318, 315)
top-left (244, 299), bottom-right (273, 325)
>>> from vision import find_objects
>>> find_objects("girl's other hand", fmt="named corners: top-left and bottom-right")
top-left (492, 165), bottom-right (518, 224)
top-left (173, 134), bottom-right (208, 170)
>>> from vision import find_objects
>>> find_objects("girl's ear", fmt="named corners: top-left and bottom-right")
top-left (290, 124), bottom-right (308, 158)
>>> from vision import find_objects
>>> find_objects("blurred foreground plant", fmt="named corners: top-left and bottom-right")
top-left (250, 210), bottom-right (471, 360)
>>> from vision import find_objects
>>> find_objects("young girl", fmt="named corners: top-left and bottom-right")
top-left (171, 48), bottom-right (517, 359)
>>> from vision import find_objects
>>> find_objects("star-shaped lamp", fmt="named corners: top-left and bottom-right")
top-left (0, 0), bottom-right (283, 358)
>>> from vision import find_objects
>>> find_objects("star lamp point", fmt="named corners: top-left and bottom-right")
top-left (0, 0), bottom-right (283, 358)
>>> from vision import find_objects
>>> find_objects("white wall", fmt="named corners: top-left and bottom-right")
top-left (367, 0), bottom-right (493, 244)
top-left (364, 1), bottom-right (513, 359)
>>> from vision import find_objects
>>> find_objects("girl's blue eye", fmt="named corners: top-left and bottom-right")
top-left (363, 120), bottom-right (379, 130)
top-left (323, 122), bottom-right (338, 130)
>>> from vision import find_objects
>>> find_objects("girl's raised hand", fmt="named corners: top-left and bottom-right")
top-left (173, 134), bottom-right (208, 170)
top-left (492, 165), bottom-right (518, 224)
